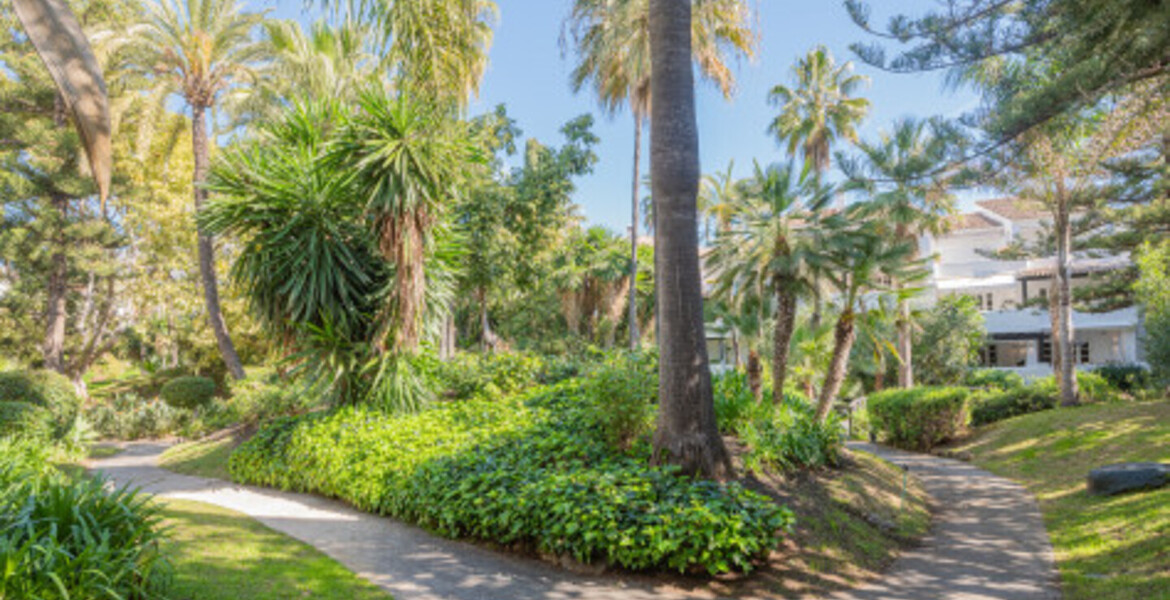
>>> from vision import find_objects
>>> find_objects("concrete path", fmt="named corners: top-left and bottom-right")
top-left (90, 442), bottom-right (1062, 600)
top-left (834, 443), bottom-right (1062, 600)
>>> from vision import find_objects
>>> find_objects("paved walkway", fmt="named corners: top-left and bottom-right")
top-left (90, 442), bottom-right (1061, 600)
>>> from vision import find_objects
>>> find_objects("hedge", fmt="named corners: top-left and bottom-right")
top-left (869, 387), bottom-right (970, 451)
top-left (230, 381), bottom-right (794, 574)
top-left (0, 370), bottom-right (80, 438)
top-left (160, 376), bottom-right (216, 410)
top-left (0, 401), bottom-right (54, 441)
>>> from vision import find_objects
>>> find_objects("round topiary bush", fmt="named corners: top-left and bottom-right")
top-left (0, 370), bottom-right (81, 438)
top-left (0, 401), bottom-right (54, 440)
top-left (160, 376), bottom-right (216, 410)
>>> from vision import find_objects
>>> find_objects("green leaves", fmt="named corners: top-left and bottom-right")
top-left (231, 377), bottom-right (794, 574)
top-left (869, 387), bottom-right (970, 450)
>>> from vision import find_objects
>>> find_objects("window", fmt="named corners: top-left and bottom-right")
top-left (981, 344), bottom-right (999, 367)
top-left (986, 293), bottom-right (994, 310)
top-left (1039, 287), bottom-right (1048, 300)
top-left (1079, 342), bottom-right (1090, 364)
top-left (1040, 338), bottom-right (1052, 363)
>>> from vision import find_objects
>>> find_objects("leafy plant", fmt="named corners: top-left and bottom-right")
top-left (869, 386), bottom-right (969, 450)
top-left (0, 440), bottom-right (173, 599)
top-left (583, 354), bottom-right (656, 453)
top-left (740, 396), bottom-right (844, 472)
top-left (0, 401), bottom-right (54, 441)
top-left (86, 393), bottom-right (189, 440)
top-left (0, 370), bottom-right (81, 438)
top-left (970, 385), bottom-right (1057, 426)
top-left (964, 368), bottom-right (1025, 390)
top-left (1091, 363), bottom-right (1151, 393)
top-left (160, 376), bottom-right (217, 410)
top-left (230, 379), bottom-right (794, 574)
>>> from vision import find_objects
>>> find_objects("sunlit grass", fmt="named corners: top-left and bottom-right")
top-left (161, 498), bottom-right (392, 600)
top-left (951, 400), bottom-right (1170, 600)
top-left (159, 435), bottom-right (238, 480)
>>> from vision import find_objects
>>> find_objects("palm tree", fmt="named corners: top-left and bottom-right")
top-left (645, 0), bottom-right (731, 480)
top-left (322, 0), bottom-right (496, 109)
top-left (840, 118), bottom-right (956, 389)
top-left (708, 161), bottom-right (832, 405)
top-left (566, 0), bottom-right (757, 351)
top-left (813, 209), bottom-right (927, 421)
top-left (12, 0), bottom-right (111, 206)
top-left (768, 45), bottom-right (869, 177)
top-left (327, 91), bottom-right (472, 352)
top-left (132, 0), bottom-right (268, 380)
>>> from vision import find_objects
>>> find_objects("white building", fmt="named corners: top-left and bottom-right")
top-left (923, 198), bottom-right (1143, 378)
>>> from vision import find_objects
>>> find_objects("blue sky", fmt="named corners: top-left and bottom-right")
top-left (261, 0), bottom-right (984, 232)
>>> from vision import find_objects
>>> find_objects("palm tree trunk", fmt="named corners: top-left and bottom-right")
top-left (647, 0), bottom-right (731, 480)
top-left (817, 309), bottom-right (856, 422)
top-left (629, 113), bottom-right (643, 351)
top-left (191, 103), bottom-right (245, 381)
top-left (1056, 198), bottom-right (1079, 406)
top-left (42, 193), bottom-right (68, 374)
top-left (746, 349), bottom-right (762, 402)
top-left (771, 284), bottom-right (797, 404)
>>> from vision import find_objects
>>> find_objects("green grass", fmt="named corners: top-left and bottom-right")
top-left (950, 400), bottom-right (1170, 600)
top-left (160, 498), bottom-right (392, 600)
top-left (160, 435), bottom-right (238, 480)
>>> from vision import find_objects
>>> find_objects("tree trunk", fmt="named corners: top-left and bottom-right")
top-left (746, 349), bottom-right (762, 402)
top-left (1056, 199), bottom-right (1079, 406)
top-left (42, 193), bottom-right (68, 374)
top-left (772, 283), bottom-right (797, 404)
top-left (478, 286), bottom-right (499, 352)
top-left (191, 104), bottom-right (246, 380)
top-left (896, 226), bottom-right (916, 388)
top-left (647, 0), bottom-right (731, 480)
top-left (817, 309), bottom-right (856, 422)
top-left (629, 113), bottom-right (643, 351)
top-left (1048, 278), bottom-right (1062, 378)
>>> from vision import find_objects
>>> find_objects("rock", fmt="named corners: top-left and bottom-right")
top-left (1087, 463), bottom-right (1170, 496)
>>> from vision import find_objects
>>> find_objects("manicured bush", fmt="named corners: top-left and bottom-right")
top-left (963, 368), bottom-right (1025, 390)
top-left (0, 370), bottom-right (81, 438)
top-left (0, 440), bottom-right (173, 599)
top-left (1092, 363), bottom-right (1151, 392)
top-left (0, 401), bottom-right (54, 441)
top-left (230, 381), bottom-right (794, 574)
top-left (970, 386), bottom-right (1057, 426)
top-left (869, 387), bottom-right (970, 451)
top-left (160, 376), bottom-right (217, 410)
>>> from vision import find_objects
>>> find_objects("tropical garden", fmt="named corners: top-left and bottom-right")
top-left (1, 0), bottom-right (1168, 599)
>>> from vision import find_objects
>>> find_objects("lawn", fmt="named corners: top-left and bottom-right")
top-left (160, 498), bottom-right (392, 600)
top-left (160, 432), bottom-right (239, 480)
top-left (948, 400), bottom-right (1170, 600)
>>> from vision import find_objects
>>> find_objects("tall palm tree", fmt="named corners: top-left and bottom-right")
top-left (566, 0), bottom-right (757, 351)
top-left (768, 45), bottom-right (869, 177)
top-left (646, 0), bottom-right (731, 480)
top-left (840, 118), bottom-right (956, 389)
top-left (812, 209), bottom-right (927, 421)
top-left (132, 0), bottom-right (268, 380)
top-left (322, 0), bottom-right (496, 109)
top-left (708, 161), bottom-right (831, 404)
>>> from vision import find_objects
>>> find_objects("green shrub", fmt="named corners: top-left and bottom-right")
top-left (583, 356), bottom-right (656, 453)
top-left (435, 352), bottom-right (545, 401)
top-left (160, 376), bottom-right (217, 410)
top-left (740, 397), bottom-right (843, 472)
top-left (963, 368), bottom-right (1025, 390)
top-left (712, 371), bottom-right (767, 434)
top-left (86, 394), bottom-right (189, 440)
top-left (869, 387), bottom-right (970, 451)
top-left (230, 380), bottom-right (793, 574)
top-left (970, 386), bottom-right (1057, 426)
top-left (0, 441), bottom-right (172, 599)
top-left (0, 370), bottom-right (81, 438)
top-left (1074, 371), bottom-right (1122, 403)
top-left (0, 401), bottom-right (54, 441)
top-left (1092, 363), bottom-right (1151, 392)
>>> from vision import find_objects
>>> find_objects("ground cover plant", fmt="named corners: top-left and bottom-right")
top-left (947, 400), bottom-right (1170, 600)
top-left (231, 377), bottom-right (795, 574)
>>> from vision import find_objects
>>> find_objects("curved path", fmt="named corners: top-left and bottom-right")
top-left (90, 442), bottom-right (1061, 600)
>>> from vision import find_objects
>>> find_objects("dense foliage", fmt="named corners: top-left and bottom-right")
top-left (230, 379), bottom-right (794, 574)
top-left (0, 370), bottom-right (81, 438)
top-left (0, 440), bottom-right (172, 599)
top-left (160, 376), bottom-right (217, 410)
top-left (1092, 364), bottom-right (1151, 393)
top-left (963, 368), bottom-right (1025, 390)
top-left (868, 387), bottom-right (969, 451)
top-left (911, 295), bottom-right (985, 386)
top-left (970, 386), bottom-right (1057, 427)
top-left (0, 401), bottom-right (54, 440)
